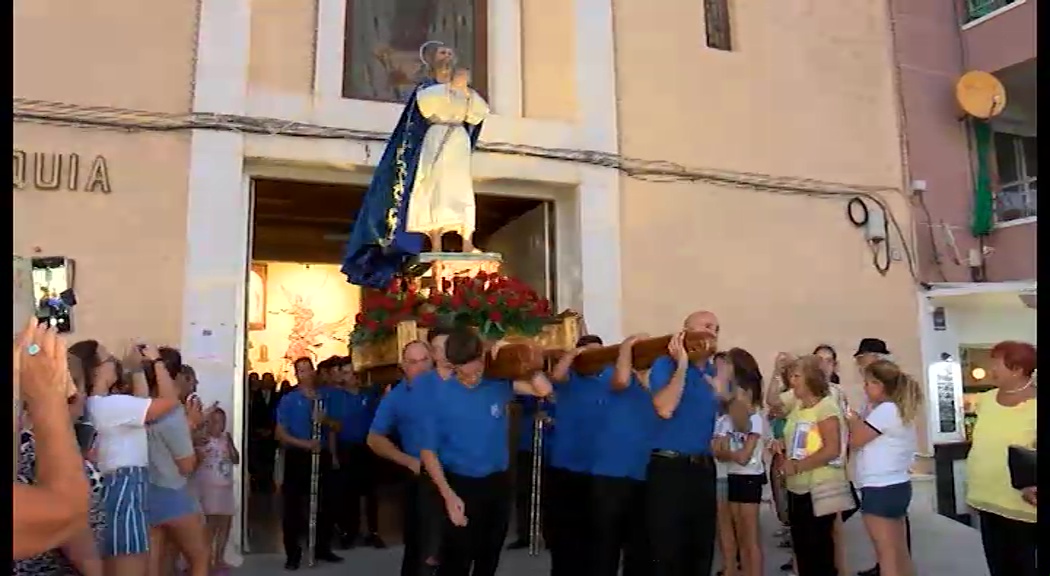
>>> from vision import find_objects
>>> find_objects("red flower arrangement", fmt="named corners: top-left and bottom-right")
top-left (350, 271), bottom-right (555, 344)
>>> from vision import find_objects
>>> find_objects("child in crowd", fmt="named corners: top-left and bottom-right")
top-left (194, 407), bottom-right (240, 571)
top-left (723, 395), bottom-right (767, 576)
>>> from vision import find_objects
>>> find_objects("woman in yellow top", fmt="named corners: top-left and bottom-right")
top-left (965, 340), bottom-right (1037, 576)
top-left (768, 355), bottom-right (845, 576)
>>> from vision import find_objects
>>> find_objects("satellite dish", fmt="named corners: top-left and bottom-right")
top-left (955, 70), bottom-right (1007, 119)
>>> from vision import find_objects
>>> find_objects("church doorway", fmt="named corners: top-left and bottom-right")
top-left (240, 176), bottom-right (555, 555)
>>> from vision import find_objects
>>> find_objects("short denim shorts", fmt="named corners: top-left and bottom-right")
top-left (147, 483), bottom-right (201, 527)
top-left (860, 481), bottom-right (912, 519)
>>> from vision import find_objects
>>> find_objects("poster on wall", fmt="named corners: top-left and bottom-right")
top-left (248, 263), bottom-right (268, 331)
top-left (246, 262), bottom-right (361, 383)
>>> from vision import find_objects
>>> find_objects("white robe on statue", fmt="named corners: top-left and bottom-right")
top-left (405, 83), bottom-right (489, 241)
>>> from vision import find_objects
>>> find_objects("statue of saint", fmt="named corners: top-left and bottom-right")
top-left (406, 67), bottom-right (489, 252)
top-left (340, 41), bottom-right (488, 289)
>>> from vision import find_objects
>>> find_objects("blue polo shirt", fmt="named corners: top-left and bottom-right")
top-left (329, 387), bottom-right (379, 445)
top-left (276, 387), bottom-right (334, 442)
top-left (369, 373), bottom-right (442, 458)
top-left (590, 376), bottom-right (658, 480)
top-left (648, 355), bottom-right (718, 455)
top-left (516, 395), bottom-right (555, 457)
top-left (547, 367), bottom-right (613, 473)
top-left (420, 376), bottom-right (514, 478)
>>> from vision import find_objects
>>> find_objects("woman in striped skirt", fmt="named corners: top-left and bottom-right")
top-left (75, 341), bottom-right (180, 576)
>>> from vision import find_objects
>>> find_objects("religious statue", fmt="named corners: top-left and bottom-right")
top-left (341, 41), bottom-right (489, 289)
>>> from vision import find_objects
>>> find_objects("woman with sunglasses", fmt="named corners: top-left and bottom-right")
top-left (78, 341), bottom-right (181, 576)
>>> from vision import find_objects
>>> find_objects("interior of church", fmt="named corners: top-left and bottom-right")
top-left (242, 177), bottom-right (554, 554)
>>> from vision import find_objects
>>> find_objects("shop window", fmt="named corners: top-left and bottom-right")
top-left (992, 131), bottom-right (1038, 224)
top-left (704, 0), bottom-right (732, 51)
top-left (341, 0), bottom-right (488, 103)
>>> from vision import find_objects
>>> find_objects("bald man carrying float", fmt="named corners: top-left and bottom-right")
top-left (646, 311), bottom-right (729, 576)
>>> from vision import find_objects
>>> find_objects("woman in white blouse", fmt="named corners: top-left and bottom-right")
top-left (847, 360), bottom-right (923, 576)
top-left (75, 340), bottom-right (179, 576)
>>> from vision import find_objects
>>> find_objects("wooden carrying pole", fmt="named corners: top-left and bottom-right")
top-left (485, 331), bottom-right (717, 380)
top-left (560, 331), bottom-right (718, 375)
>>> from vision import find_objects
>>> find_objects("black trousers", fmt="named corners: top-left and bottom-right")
top-left (645, 454), bottom-right (716, 576)
top-left (590, 475), bottom-right (651, 576)
top-left (401, 470), bottom-right (445, 576)
top-left (979, 510), bottom-right (1038, 576)
top-left (282, 448), bottom-right (336, 560)
top-left (438, 471), bottom-right (511, 576)
top-left (336, 442), bottom-right (380, 537)
top-left (249, 436), bottom-right (276, 492)
top-left (787, 491), bottom-right (836, 576)
top-left (544, 467), bottom-right (592, 576)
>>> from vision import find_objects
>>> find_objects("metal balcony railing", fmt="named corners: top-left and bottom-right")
top-left (966, 0), bottom-right (1017, 22)
top-left (995, 179), bottom-right (1038, 223)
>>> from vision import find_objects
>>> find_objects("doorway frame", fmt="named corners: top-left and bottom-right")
top-left (230, 163), bottom-right (580, 554)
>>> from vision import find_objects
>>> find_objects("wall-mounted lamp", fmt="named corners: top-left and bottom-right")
top-left (971, 367), bottom-right (986, 380)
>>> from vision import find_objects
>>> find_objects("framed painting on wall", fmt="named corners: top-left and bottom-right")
top-left (249, 263), bottom-right (268, 331)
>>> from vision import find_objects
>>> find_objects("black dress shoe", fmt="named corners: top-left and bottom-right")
top-left (858, 565), bottom-right (880, 576)
top-left (316, 551), bottom-right (344, 563)
top-left (779, 561), bottom-right (793, 572)
top-left (284, 558), bottom-right (301, 571)
top-left (363, 533), bottom-right (387, 549)
top-left (506, 539), bottom-right (529, 550)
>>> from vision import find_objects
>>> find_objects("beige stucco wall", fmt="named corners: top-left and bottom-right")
top-left (521, 0), bottom-right (577, 121)
top-left (248, 0), bottom-right (317, 94)
top-left (613, 1), bottom-right (925, 444)
top-left (14, 0), bottom-right (197, 349)
top-left (13, 125), bottom-right (192, 350)
top-left (14, 0), bottom-right (199, 113)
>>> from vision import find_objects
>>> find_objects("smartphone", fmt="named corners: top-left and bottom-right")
top-left (31, 257), bottom-right (76, 334)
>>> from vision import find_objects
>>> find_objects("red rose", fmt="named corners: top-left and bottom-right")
top-left (365, 319), bottom-right (380, 330)
top-left (381, 297), bottom-right (399, 311)
top-left (382, 316), bottom-right (398, 328)
top-left (489, 310), bottom-right (503, 322)
top-left (486, 294), bottom-right (499, 305)
top-left (419, 312), bottom-right (437, 327)
top-left (428, 293), bottom-right (443, 305)
top-left (354, 312), bottom-right (366, 324)
top-left (450, 294), bottom-right (464, 308)
top-left (467, 298), bottom-right (482, 309)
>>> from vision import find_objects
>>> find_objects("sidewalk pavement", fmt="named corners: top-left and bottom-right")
top-left (237, 506), bottom-right (990, 576)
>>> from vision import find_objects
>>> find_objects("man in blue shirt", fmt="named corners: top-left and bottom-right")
top-left (367, 334), bottom-right (442, 576)
top-left (329, 355), bottom-right (385, 550)
top-left (275, 357), bottom-right (343, 569)
top-left (507, 394), bottom-right (554, 551)
top-left (544, 334), bottom-right (607, 576)
top-left (419, 327), bottom-right (553, 576)
top-left (646, 310), bottom-right (721, 576)
top-left (589, 334), bottom-right (656, 576)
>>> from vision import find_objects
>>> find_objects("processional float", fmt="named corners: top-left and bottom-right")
top-left (333, 38), bottom-right (717, 558)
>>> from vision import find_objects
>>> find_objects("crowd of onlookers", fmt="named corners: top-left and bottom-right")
top-left (12, 313), bottom-right (1037, 576)
top-left (13, 319), bottom-right (238, 576)
top-left (704, 338), bottom-right (1037, 576)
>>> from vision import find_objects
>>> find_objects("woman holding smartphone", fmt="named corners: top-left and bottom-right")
top-left (13, 320), bottom-right (90, 563)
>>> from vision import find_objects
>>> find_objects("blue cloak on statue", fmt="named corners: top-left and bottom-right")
top-left (340, 79), bottom-right (484, 289)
